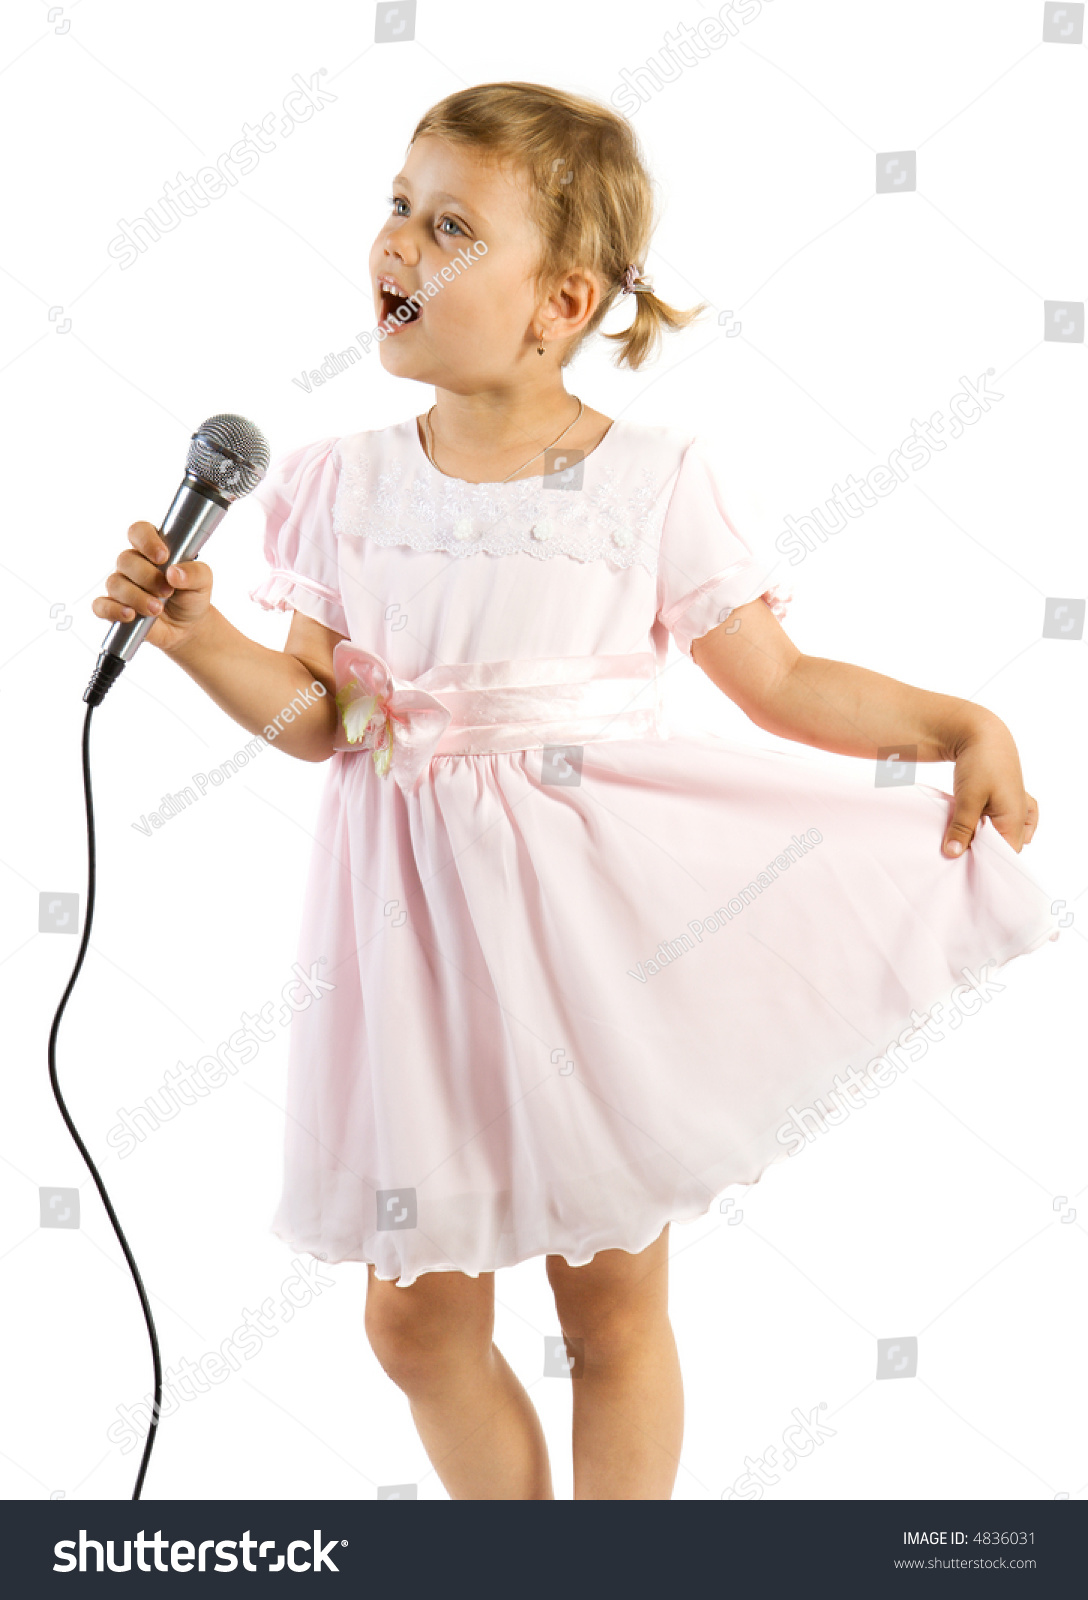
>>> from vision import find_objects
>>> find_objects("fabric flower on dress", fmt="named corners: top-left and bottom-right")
top-left (760, 582), bottom-right (794, 622)
top-left (336, 680), bottom-right (393, 773)
top-left (332, 643), bottom-right (452, 795)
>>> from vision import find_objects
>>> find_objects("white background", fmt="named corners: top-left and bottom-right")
top-left (1, 0), bottom-right (1084, 1502)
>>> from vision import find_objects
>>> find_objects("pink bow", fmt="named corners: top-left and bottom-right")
top-left (332, 643), bottom-right (451, 795)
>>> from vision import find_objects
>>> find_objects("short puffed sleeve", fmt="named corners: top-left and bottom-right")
top-left (656, 435), bottom-right (793, 658)
top-left (248, 436), bottom-right (350, 638)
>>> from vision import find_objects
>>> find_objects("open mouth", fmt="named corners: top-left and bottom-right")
top-left (379, 284), bottom-right (422, 331)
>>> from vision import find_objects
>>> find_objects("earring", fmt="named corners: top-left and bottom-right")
top-left (537, 329), bottom-right (545, 355)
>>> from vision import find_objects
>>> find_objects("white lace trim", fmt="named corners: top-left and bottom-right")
top-left (331, 437), bottom-right (668, 575)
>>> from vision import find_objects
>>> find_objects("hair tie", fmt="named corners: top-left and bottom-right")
top-left (621, 263), bottom-right (653, 296)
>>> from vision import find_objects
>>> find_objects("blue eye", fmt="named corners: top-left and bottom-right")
top-left (386, 195), bottom-right (466, 237)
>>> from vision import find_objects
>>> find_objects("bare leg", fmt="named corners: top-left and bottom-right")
top-left (546, 1225), bottom-right (684, 1499)
top-left (365, 1263), bottom-right (554, 1500)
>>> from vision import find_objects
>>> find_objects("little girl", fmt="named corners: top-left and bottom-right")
top-left (94, 82), bottom-right (1059, 1501)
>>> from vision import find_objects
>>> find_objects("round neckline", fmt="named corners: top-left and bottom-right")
top-left (408, 411), bottom-right (620, 488)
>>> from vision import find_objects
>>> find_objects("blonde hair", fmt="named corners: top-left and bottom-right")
top-left (409, 82), bottom-right (708, 371)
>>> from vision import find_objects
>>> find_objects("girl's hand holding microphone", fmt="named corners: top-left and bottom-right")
top-left (91, 522), bottom-right (213, 655)
top-left (89, 515), bottom-right (339, 763)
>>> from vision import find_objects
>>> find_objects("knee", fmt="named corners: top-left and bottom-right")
top-left (546, 1261), bottom-right (661, 1357)
top-left (364, 1271), bottom-right (493, 1392)
top-left (553, 1300), bottom-right (650, 1359)
top-left (363, 1287), bottom-right (441, 1389)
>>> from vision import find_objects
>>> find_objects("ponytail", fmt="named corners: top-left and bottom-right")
top-left (599, 282), bottom-right (709, 372)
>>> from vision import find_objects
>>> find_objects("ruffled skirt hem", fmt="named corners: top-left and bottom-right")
top-left (270, 917), bottom-right (1060, 1289)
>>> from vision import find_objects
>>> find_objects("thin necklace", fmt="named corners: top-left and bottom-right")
top-left (422, 397), bottom-right (584, 484)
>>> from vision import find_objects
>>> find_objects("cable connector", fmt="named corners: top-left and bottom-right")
top-left (84, 651), bottom-right (127, 707)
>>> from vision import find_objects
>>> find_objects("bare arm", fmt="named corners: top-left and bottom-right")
top-left (165, 605), bottom-right (342, 764)
top-left (92, 520), bottom-right (344, 763)
top-left (690, 598), bottom-right (1039, 857)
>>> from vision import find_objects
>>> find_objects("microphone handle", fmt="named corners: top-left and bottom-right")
top-left (84, 475), bottom-right (230, 706)
top-left (103, 476), bottom-right (230, 663)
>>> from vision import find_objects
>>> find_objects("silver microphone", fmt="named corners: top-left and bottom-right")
top-left (84, 414), bottom-right (270, 706)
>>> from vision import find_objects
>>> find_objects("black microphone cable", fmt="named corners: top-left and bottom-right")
top-left (44, 413), bottom-right (270, 1500)
top-left (46, 699), bottom-right (162, 1500)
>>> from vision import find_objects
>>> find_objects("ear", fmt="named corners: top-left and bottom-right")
top-left (545, 268), bottom-right (603, 343)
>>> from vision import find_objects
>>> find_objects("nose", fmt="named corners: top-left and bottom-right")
top-left (383, 220), bottom-right (421, 268)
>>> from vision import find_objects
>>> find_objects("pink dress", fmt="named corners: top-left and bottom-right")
top-left (249, 414), bottom-right (1060, 1287)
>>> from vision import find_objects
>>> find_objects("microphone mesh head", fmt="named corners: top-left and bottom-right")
top-left (186, 414), bottom-right (271, 501)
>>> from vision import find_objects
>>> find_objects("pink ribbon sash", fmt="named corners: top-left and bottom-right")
top-left (332, 643), bottom-right (661, 796)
